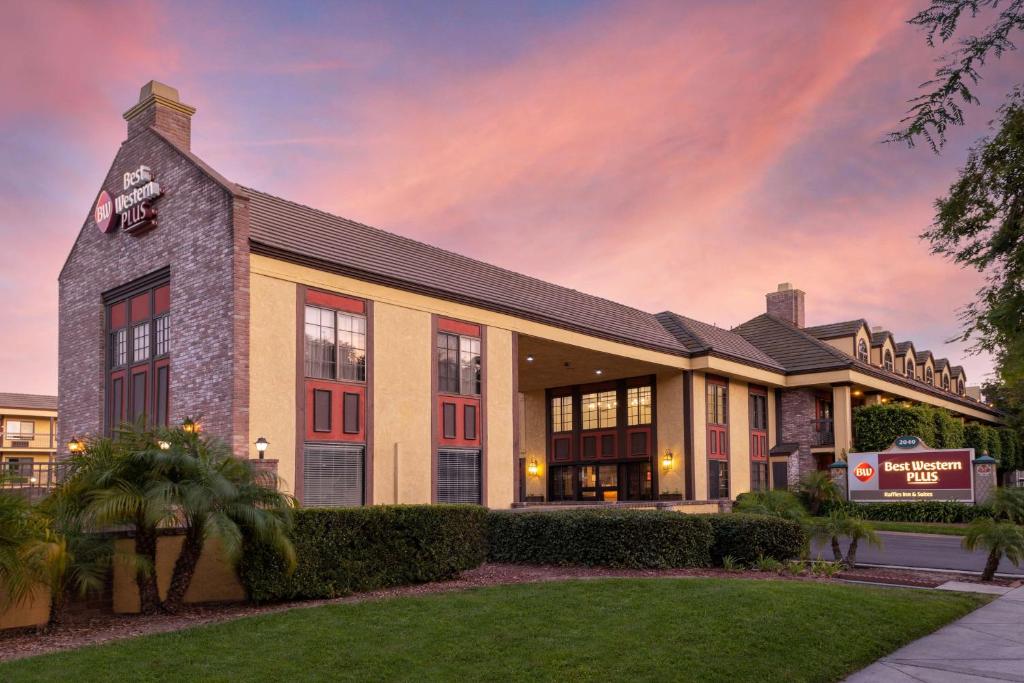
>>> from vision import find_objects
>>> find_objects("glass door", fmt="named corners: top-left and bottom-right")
top-left (579, 465), bottom-right (618, 501)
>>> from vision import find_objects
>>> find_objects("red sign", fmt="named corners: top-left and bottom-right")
top-left (94, 190), bottom-right (116, 233)
top-left (877, 451), bottom-right (972, 490)
top-left (853, 461), bottom-right (875, 482)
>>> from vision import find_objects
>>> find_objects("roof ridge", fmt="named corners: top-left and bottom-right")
top-left (758, 313), bottom-right (854, 363)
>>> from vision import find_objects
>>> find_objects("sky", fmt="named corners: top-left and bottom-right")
top-left (1, 0), bottom-right (1021, 395)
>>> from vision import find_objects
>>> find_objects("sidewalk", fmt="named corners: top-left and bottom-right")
top-left (846, 585), bottom-right (1024, 682)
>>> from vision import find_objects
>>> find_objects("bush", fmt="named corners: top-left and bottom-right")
top-left (487, 509), bottom-right (713, 569)
top-left (1000, 429), bottom-right (1022, 472)
top-left (965, 423), bottom-right (991, 457)
top-left (239, 505), bottom-right (488, 602)
top-left (853, 404), bottom-right (964, 451)
top-left (734, 490), bottom-right (806, 521)
top-left (704, 514), bottom-right (806, 565)
top-left (822, 500), bottom-right (993, 524)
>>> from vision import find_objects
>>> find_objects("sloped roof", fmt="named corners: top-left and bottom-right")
top-left (870, 330), bottom-right (893, 347)
top-left (935, 358), bottom-right (950, 373)
top-left (244, 187), bottom-right (690, 357)
top-left (917, 350), bottom-right (935, 364)
top-left (895, 341), bottom-right (915, 356)
top-left (732, 314), bottom-right (851, 372)
top-left (0, 393), bottom-right (58, 412)
top-left (803, 319), bottom-right (868, 340)
top-left (950, 365), bottom-right (966, 378)
top-left (655, 312), bottom-right (784, 371)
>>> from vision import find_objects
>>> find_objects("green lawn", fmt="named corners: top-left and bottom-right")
top-left (811, 517), bottom-right (971, 536)
top-left (0, 579), bottom-right (987, 682)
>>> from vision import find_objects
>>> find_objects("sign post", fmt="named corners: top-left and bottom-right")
top-left (847, 438), bottom-right (975, 503)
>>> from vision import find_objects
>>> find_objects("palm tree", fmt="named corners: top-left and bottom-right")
top-left (797, 470), bottom-right (840, 516)
top-left (989, 487), bottom-right (1024, 524)
top-left (840, 516), bottom-right (881, 568)
top-left (0, 483), bottom-right (51, 608)
top-left (735, 490), bottom-right (807, 522)
top-left (161, 429), bottom-right (295, 613)
top-left (66, 425), bottom-right (183, 614)
top-left (963, 518), bottom-right (1024, 582)
top-left (810, 512), bottom-right (845, 563)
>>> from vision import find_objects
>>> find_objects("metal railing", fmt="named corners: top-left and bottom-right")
top-left (811, 419), bottom-right (835, 447)
top-left (1, 460), bottom-right (65, 501)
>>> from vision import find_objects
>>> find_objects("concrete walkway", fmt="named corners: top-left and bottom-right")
top-left (846, 585), bottom-right (1024, 682)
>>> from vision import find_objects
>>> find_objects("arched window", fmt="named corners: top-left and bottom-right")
top-left (883, 349), bottom-right (893, 371)
top-left (958, 378), bottom-right (965, 395)
top-left (942, 374), bottom-right (950, 390)
top-left (857, 339), bottom-right (868, 362)
top-left (925, 367), bottom-right (933, 384)
top-left (906, 359), bottom-right (915, 378)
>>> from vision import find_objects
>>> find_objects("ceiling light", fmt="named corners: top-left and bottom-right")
top-left (526, 355), bottom-right (534, 362)
top-left (595, 369), bottom-right (603, 375)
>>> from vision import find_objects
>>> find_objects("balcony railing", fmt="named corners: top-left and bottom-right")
top-left (811, 419), bottom-right (835, 447)
top-left (1, 433), bottom-right (56, 450)
top-left (1, 460), bottom-right (65, 501)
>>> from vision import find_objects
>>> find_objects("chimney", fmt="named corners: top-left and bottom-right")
top-left (766, 282), bottom-right (805, 327)
top-left (123, 81), bottom-right (196, 151)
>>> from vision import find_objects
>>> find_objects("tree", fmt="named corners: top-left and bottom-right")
top-left (0, 483), bottom-right (51, 608)
top-left (161, 428), bottom-right (295, 613)
top-left (797, 471), bottom-right (840, 516)
top-left (989, 485), bottom-right (1024, 523)
top-left (891, 1), bottom-right (1024, 151)
top-left (810, 512), bottom-right (882, 568)
top-left (734, 490), bottom-right (807, 522)
top-left (962, 517), bottom-right (1024, 580)
top-left (841, 516), bottom-right (882, 568)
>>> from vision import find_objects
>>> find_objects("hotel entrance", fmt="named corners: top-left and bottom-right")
top-left (549, 461), bottom-right (653, 502)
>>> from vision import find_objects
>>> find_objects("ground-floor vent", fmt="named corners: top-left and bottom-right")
top-left (303, 442), bottom-right (364, 507)
top-left (437, 448), bottom-right (481, 504)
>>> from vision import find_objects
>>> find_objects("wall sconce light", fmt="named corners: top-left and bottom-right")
top-left (255, 437), bottom-right (270, 460)
top-left (157, 440), bottom-right (171, 451)
top-left (595, 369), bottom-right (603, 375)
top-left (67, 437), bottom-right (84, 454)
top-left (662, 449), bottom-right (674, 471)
top-left (182, 417), bottom-right (200, 434)
top-left (526, 355), bottom-right (535, 362)
top-left (527, 459), bottom-right (539, 477)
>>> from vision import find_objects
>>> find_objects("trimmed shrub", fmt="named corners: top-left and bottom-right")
top-left (822, 500), bottom-right (993, 524)
top-left (965, 423), bottom-right (991, 457)
top-left (239, 505), bottom-right (488, 602)
top-left (932, 408), bottom-right (966, 449)
top-left (487, 509), bottom-right (713, 569)
top-left (853, 404), bottom-right (938, 451)
top-left (987, 425), bottom-right (1003, 461)
top-left (704, 514), bottom-right (806, 565)
top-left (999, 429), bottom-right (1022, 472)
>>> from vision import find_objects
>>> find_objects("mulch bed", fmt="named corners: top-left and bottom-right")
top-left (0, 563), bottom-right (1007, 663)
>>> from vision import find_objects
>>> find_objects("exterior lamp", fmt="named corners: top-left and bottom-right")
top-left (662, 449), bottom-right (674, 471)
top-left (527, 459), bottom-right (539, 477)
top-left (182, 417), bottom-right (199, 434)
top-left (526, 355), bottom-right (534, 362)
top-left (157, 440), bottom-right (171, 450)
top-left (67, 437), bottom-right (84, 454)
top-left (255, 437), bottom-right (270, 460)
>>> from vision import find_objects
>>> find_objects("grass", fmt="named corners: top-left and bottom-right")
top-left (0, 579), bottom-right (987, 682)
top-left (811, 517), bottom-right (970, 536)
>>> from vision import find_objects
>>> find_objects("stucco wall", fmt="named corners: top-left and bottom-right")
top-left (486, 327), bottom-right (515, 508)
top-left (656, 371), bottom-right (685, 496)
top-left (522, 390), bottom-right (547, 499)
top-left (372, 302), bottom-right (433, 505)
top-left (248, 274), bottom-right (297, 491)
top-left (112, 535), bottom-right (245, 613)
top-left (691, 372), bottom-right (708, 499)
top-left (0, 586), bottom-right (49, 629)
top-left (728, 379), bottom-right (751, 496)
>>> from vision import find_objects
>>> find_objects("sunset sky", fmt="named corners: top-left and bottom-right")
top-left (2, 0), bottom-right (1021, 395)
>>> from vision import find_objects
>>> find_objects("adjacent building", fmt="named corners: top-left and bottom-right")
top-left (1, 393), bottom-right (58, 488)
top-left (57, 82), bottom-right (1002, 509)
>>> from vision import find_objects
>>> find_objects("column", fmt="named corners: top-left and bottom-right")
top-left (832, 384), bottom-right (853, 460)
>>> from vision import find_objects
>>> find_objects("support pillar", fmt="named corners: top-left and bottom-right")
top-left (973, 454), bottom-right (998, 505)
top-left (828, 460), bottom-right (848, 501)
top-left (831, 384), bottom-right (853, 460)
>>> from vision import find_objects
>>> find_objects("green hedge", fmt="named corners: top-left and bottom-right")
top-left (852, 404), bottom-right (966, 451)
top-left (487, 509), bottom-right (713, 568)
top-left (822, 500), bottom-right (993, 523)
top-left (704, 514), bottom-right (806, 565)
top-left (239, 505), bottom-right (488, 602)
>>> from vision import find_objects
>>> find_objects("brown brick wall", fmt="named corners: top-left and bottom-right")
top-left (779, 388), bottom-right (819, 487)
top-left (58, 128), bottom-right (247, 456)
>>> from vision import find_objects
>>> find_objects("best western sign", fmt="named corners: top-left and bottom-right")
top-left (93, 165), bottom-right (162, 235)
top-left (848, 439), bottom-right (974, 502)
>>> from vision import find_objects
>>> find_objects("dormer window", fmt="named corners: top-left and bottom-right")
top-left (906, 360), bottom-right (915, 378)
top-left (958, 378), bottom-right (965, 395)
top-left (925, 367), bottom-right (933, 384)
top-left (857, 339), bottom-right (868, 362)
top-left (883, 350), bottom-right (893, 372)
top-left (942, 375), bottom-right (950, 391)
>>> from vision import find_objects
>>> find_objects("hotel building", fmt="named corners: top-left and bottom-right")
top-left (57, 83), bottom-right (1001, 509)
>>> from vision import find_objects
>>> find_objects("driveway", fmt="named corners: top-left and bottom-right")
top-left (846, 585), bottom-right (1024, 681)
top-left (812, 531), bottom-right (1024, 576)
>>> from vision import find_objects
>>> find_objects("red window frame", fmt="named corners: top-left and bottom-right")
top-left (706, 376), bottom-right (728, 460)
top-left (436, 318), bottom-right (482, 448)
top-left (749, 386), bottom-right (768, 461)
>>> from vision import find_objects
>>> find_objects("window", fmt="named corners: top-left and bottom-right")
top-left (906, 360), bottom-right (915, 378)
top-left (581, 390), bottom-right (617, 429)
top-left (751, 462), bottom-right (768, 491)
top-left (305, 305), bottom-right (367, 382)
top-left (551, 395), bottom-right (573, 432)
top-left (942, 374), bottom-right (950, 391)
top-left (155, 315), bottom-right (170, 356)
top-left (5, 457), bottom-right (33, 478)
top-left (111, 329), bottom-right (128, 367)
top-left (132, 322), bottom-right (150, 362)
top-left (4, 421), bottom-right (34, 439)
top-left (627, 386), bottom-right (652, 426)
top-left (709, 460), bottom-right (729, 499)
top-left (958, 378), bottom-right (965, 395)
top-left (926, 367), bottom-right (934, 384)
top-left (303, 442), bottom-right (364, 507)
top-left (857, 339), bottom-right (868, 362)
top-left (706, 382), bottom-right (727, 425)
top-left (749, 393), bottom-right (767, 431)
top-left (437, 448), bottom-right (481, 503)
top-left (437, 333), bottom-right (480, 395)
top-left (883, 349), bottom-right (893, 372)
